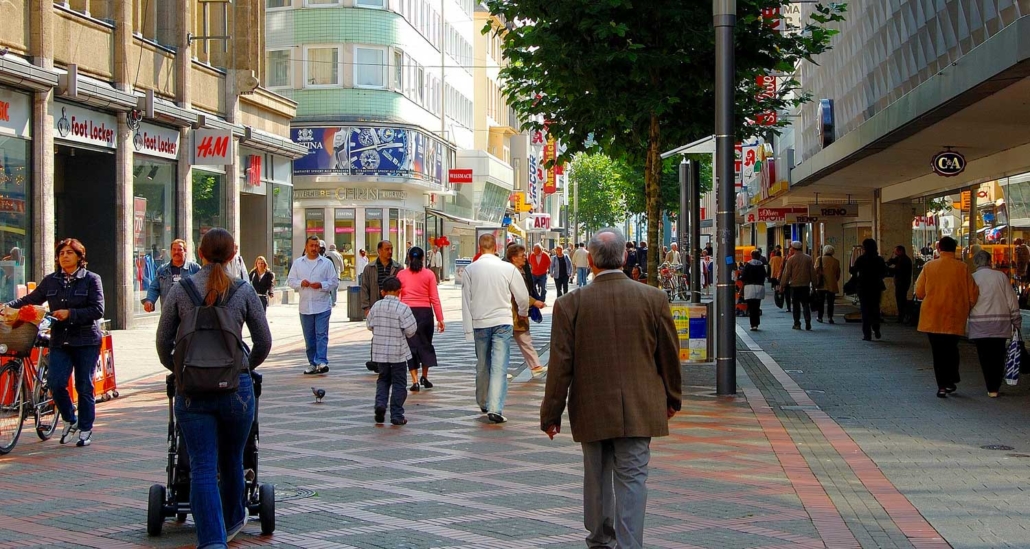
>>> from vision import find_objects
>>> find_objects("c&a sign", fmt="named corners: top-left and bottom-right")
top-left (932, 150), bottom-right (966, 177)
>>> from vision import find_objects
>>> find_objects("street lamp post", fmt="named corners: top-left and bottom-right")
top-left (713, 0), bottom-right (737, 396)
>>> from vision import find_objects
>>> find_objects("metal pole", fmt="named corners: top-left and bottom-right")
top-left (678, 158), bottom-right (689, 289)
top-left (573, 165), bottom-right (579, 245)
top-left (714, 0), bottom-right (737, 395)
top-left (688, 159), bottom-right (702, 304)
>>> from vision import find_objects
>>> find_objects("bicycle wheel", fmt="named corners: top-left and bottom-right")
top-left (0, 362), bottom-right (26, 455)
top-left (34, 354), bottom-right (59, 441)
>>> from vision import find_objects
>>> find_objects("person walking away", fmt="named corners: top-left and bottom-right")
top-left (529, 244), bottom-right (551, 301)
top-left (541, 227), bottom-right (682, 549)
top-left (461, 234), bottom-right (530, 423)
top-left (814, 245), bottom-right (841, 323)
top-left (326, 243), bottom-right (345, 306)
top-left (967, 250), bottom-right (1018, 398)
top-left (155, 228), bottom-right (271, 548)
top-left (356, 249), bottom-right (369, 284)
top-left (397, 247), bottom-right (444, 392)
top-left (769, 249), bottom-right (784, 289)
top-left (367, 276), bottom-right (418, 425)
top-left (623, 242), bottom-right (638, 278)
top-left (249, 256), bottom-right (275, 311)
top-left (228, 244), bottom-right (248, 280)
top-left (550, 245), bottom-right (573, 297)
top-left (142, 238), bottom-right (200, 313)
top-left (359, 241), bottom-right (402, 316)
top-left (741, 250), bottom-right (767, 330)
top-left (915, 236), bottom-right (979, 398)
top-left (4, 238), bottom-right (104, 447)
top-left (287, 236), bottom-right (339, 375)
top-left (507, 244), bottom-right (548, 378)
top-left (637, 241), bottom-right (649, 278)
top-left (887, 245), bottom-right (913, 323)
top-left (428, 245), bottom-right (444, 283)
top-left (850, 239), bottom-right (888, 340)
top-left (779, 241), bottom-right (816, 330)
top-left (572, 242), bottom-right (590, 287)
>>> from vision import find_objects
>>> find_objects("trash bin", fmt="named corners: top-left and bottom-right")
top-left (347, 285), bottom-right (363, 322)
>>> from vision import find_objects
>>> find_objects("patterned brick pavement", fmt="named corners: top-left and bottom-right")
top-left (0, 285), bottom-right (939, 548)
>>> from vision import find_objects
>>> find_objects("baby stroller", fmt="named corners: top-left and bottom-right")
top-left (147, 371), bottom-right (275, 537)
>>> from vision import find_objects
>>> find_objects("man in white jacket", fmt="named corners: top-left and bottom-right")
top-left (288, 236), bottom-right (340, 375)
top-left (461, 233), bottom-right (530, 423)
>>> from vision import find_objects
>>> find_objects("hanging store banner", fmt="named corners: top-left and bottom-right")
top-left (133, 122), bottom-right (180, 160)
top-left (543, 137), bottom-right (557, 194)
top-left (54, 101), bottom-right (117, 149)
top-left (291, 126), bottom-right (445, 184)
top-left (755, 75), bottom-right (778, 126)
top-left (192, 128), bottom-right (232, 165)
top-left (807, 203), bottom-right (859, 217)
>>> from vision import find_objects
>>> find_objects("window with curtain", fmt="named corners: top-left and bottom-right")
top-left (266, 0), bottom-right (289, 8)
top-left (356, 0), bottom-right (386, 7)
top-left (306, 47), bottom-right (339, 86)
top-left (355, 47), bottom-right (386, 88)
top-left (267, 50), bottom-right (290, 87)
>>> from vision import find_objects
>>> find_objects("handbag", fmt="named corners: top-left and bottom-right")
top-left (843, 276), bottom-right (858, 295)
top-left (774, 289), bottom-right (784, 309)
top-left (1021, 336), bottom-right (1030, 375)
top-left (1006, 329), bottom-right (1022, 385)
top-left (813, 258), bottom-right (824, 288)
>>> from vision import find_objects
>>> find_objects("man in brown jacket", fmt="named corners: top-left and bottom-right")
top-left (541, 227), bottom-right (682, 549)
top-left (779, 241), bottom-right (817, 330)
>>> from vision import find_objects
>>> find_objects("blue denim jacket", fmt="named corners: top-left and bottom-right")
top-left (6, 268), bottom-right (105, 347)
top-left (144, 261), bottom-right (201, 306)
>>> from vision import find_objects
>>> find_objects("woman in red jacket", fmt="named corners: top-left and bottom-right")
top-left (397, 247), bottom-right (445, 391)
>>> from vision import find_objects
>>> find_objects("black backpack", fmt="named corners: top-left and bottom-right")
top-left (173, 277), bottom-right (247, 396)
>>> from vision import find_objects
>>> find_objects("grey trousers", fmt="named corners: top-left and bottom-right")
top-left (581, 437), bottom-right (651, 549)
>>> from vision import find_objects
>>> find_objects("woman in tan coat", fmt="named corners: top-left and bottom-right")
top-left (915, 236), bottom-right (979, 398)
top-left (814, 245), bottom-right (841, 323)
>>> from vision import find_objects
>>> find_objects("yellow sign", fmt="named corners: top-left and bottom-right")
top-left (669, 303), bottom-right (709, 362)
top-left (513, 192), bottom-right (532, 212)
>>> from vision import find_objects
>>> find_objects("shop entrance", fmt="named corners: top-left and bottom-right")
top-left (54, 144), bottom-right (119, 326)
top-left (240, 193), bottom-right (269, 274)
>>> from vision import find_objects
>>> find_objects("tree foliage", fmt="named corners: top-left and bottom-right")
top-left (485, 0), bottom-right (846, 282)
top-left (568, 153), bottom-right (626, 234)
top-left (617, 156), bottom-right (713, 218)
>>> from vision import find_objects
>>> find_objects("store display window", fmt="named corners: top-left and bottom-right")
top-left (132, 158), bottom-right (177, 315)
top-left (334, 208), bottom-right (356, 280)
top-left (0, 136), bottom-right (31, 303)
top-left (192, 170), bottom-right (226, 262)
top-left (365, 208), bottom-right (383, 262)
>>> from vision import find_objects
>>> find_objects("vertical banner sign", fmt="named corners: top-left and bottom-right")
top-left (529, 128), bottom-right (546, 207)
top-left (734, 143), bottom-right (743, 188)
top-left (246, 155), bottom-right (262, 186)
top-left (133, 197), bottom-right (147, 248)
top-left (755, 75), bottom-right (778, 126)
top-left (543, 137), bottom-right (557, 194)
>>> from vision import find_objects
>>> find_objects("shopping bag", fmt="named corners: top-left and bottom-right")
top-left (1005, 331), bottom-right (1021, 386)
top-left (774, 290), bottom-right (784, 309)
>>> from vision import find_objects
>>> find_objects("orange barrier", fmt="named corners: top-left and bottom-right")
top-left (69, 333), bottom-right (118, 402)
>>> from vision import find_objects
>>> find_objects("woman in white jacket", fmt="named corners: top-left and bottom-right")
top-left (968, 251), bottom-right (1022, 397)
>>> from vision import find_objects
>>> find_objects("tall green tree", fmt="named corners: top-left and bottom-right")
top-left (485, 0), bottom-right (846, 282)
top-left (569, 153), bottom-right (626, 235)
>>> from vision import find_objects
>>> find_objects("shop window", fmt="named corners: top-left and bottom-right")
top-left (305, 209), bottom-right (325, 241)
top-left (271, 184), bottom-right (293, 283)
top-left (267, 50), bottom-right (291, 88)
top-left (192, 170), bottom-right (226, 262)
top-left (132, 159), bottom-right (177, 315)
top-left (132, 0), bottom-right (178, 49)
top-left (305, 46), bottom-right (340, 87)
top-left (355, 46), bottom-right (387, 89)
top-left (267, 0), bottom-right (290, 8)
top-left (334, 209), bottom-right (356, 280)
top-left (388, 208), bottom-right (401, 255)
top-left (0, 137), bottom-right (31, 303)
top-left (365, 208), bottom-right (383, 262)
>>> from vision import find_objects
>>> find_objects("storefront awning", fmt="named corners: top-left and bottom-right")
top-left (426, 208), bottom-right (482, 226)
top-left (506, 221), bottom-right (525, 238)
top-left (242, 127), bottom-right (308, 159)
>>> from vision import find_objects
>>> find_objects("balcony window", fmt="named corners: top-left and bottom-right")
top-left (305, 0), bottom-right (340, 6)
top-left (356, 0), bottom-right (386, 7)
top-left (267, 50), bottom-right (291, 88)
top-left (266, 0), bottom-right (290, 8)
top-left (305, 46), bottom-right (340, 87)
top-left (355, 47), bottom-right (387, 89)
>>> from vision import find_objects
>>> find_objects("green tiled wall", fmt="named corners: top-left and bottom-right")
top-left (266, 8), bottom-right (404, 48)
top-left (285, 88), bottom-right (439, 129)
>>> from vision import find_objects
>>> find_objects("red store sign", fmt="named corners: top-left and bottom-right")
top-left (448, 169), bottom-right (473, 184)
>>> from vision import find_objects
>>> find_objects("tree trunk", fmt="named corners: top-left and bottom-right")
top-left (645, 113), bottom-right (662, 288)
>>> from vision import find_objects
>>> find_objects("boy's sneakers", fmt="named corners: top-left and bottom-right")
top-left (60, 421), bottom-right (78, 444)
top-left (76, 430), bottom-right (92, 447)
top-left (487, 413), bottom-right (507, 424)
top-left (303, 364), bottom-right (330, 375)
top-left (530, 366), bottom-right (548, 378)
top-left (374, 407), bottom-right (386, 424)
top-left (391, 417), bottom-right (407, 426)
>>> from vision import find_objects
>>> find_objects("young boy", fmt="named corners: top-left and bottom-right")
top-left (366, 276), bottom-right (418, 425)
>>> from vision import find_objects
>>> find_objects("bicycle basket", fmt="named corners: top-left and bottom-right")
top-left (0, 305), bottom-right (46, 355)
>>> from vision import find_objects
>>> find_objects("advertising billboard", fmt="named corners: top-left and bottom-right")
top-left (292, 126), bottom-right (446, 183)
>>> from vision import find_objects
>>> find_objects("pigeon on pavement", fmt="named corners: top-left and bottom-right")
top-left (311, 387), bottom-right (326, 403)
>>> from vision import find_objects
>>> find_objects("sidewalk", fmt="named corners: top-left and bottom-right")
top-left (0, 281), bottom-right (984, 548)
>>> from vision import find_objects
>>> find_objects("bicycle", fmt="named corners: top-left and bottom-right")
top-left (0, 315), bottom-right (57, 455)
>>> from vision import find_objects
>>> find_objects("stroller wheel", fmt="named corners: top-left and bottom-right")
top-left (176, 512), bottom-right (187, 523)
top-left (258, 483), bottom-right (275, 535)
top-left (147, 484), bottom-right (166, 536)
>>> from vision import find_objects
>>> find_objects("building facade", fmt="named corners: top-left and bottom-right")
top-left (0, 0), bottom-right (303, 329)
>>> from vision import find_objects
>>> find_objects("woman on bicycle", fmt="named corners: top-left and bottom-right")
top-left (156, 229), bottom-right (272, 548)
top-left (4, 238), bottom-right (104, 447)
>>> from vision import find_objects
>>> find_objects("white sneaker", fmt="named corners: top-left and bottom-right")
top-left (530, 366), bottom-right (548, 378)
top-left (60, 421), bottom-right (79, 444)
top-left (303, 364), bottom-right (318, 375)
top-left (316, 364), bottom-right (330, 374)
top-left (76, 430), bottom-right (92, 447)
top-left (506, 373), bottom-right (513, 380)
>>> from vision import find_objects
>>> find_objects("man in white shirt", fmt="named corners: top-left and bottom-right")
top-left (665, 242), bottom-right (682, 265)
top-left (428, 245), bottom-right (444, 284)
top-left (288, 236), bottom-right (340, 375)
top-left (461, 233), bottom-right (530, 423)
top-left (571, 242), bottom-right (591, 287)
top-left (229, 244), bottom-right (248, 280)
top-left (326, 242), bottom-right (345, 306)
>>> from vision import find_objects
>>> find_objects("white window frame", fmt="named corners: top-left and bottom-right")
top-left (353, 45), bottom-right (388, 90)
top-left (266, 48), bottom-right (292, 88)
top-left (304, 0), bottom-right (341, 7)
top-left (303, 45), bottom-right (342, 88)
top-left (393, 50), bottom-right (404, 92)
top-left (266, 0), bottom-right (292, 10)
top-left (355, 0), bottom-right (386, 8)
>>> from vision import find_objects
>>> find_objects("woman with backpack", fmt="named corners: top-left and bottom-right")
top-left (3, 238), bottom-right (104, 447)
top-left (156, 228), bottom-right (272, 548)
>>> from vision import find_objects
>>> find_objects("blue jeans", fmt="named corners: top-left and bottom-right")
top-left (473, 325), bottom-right (512, 415)
top-left (532, 274), bottom-right (548, 301)
top-left (48, 345), bottom-right (100, 431)
top-left (375, 362), bottom-right (407, 421)
top-left (175, 373), bottom-right (254, 549)
top-left (299, 309), bottom-right (331, 365)
top-left (577, 267), bottom-right (589, 286)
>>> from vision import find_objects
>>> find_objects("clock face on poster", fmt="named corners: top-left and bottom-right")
top-left (349, 128), bottom-right (410, 176)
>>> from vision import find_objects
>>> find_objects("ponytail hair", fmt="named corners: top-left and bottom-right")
top-left (407, 246), bottom-right (425, 273)
top-left (198, 228), bottom-right (235, 306)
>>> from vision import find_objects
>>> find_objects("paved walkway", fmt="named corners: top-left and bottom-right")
top-left (0, 281), bottom-right (1005, 548)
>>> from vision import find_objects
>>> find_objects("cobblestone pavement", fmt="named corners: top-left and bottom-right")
top-left (740, 294), bottom-right (1030, 548)
top-left (0, 281), bottom-right (961, 548)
